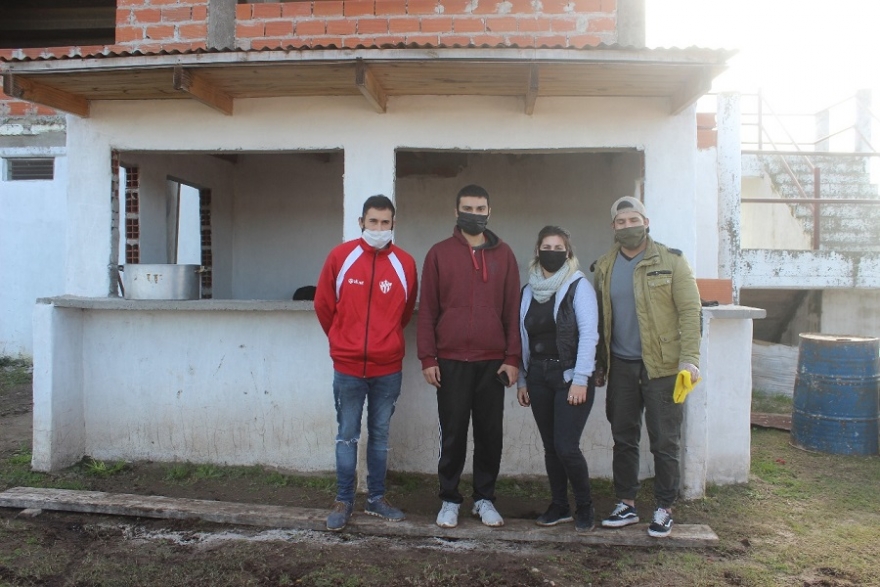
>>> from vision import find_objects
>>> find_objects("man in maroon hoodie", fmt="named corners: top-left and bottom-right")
top-left (315, 195), bottom-right (418, 532)
top-left (417, 184), bottom-right (521, 528)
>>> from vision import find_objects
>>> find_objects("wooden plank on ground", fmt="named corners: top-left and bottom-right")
top-left (0, 487), bottom-right (718, 548)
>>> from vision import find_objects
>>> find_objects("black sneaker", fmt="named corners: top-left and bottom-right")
top-left (575, 506), bottom-right (595, 533)
top-left (601, 502), bottom-right (639, 528)
top-left (648, 507), bottom-right (673, 537)
top-left (535, 503), bottom-right (573, 526)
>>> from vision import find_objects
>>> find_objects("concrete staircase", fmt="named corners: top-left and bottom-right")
top-left (745, 153), bottom-right (880, 252)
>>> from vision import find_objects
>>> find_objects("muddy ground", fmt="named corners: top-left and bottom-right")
top-left (0, 383), bottom-right (637, 587)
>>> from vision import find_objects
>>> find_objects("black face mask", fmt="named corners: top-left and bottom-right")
top-left (456, 212), bottom-right (489, 236)
top-left (538, 250), bottom-right (568, 273)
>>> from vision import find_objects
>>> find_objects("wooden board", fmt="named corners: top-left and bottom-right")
top-left (0, 487), bottom-right (718, 548)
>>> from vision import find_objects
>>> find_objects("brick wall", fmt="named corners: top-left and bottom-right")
top-left (0, 0), bottom-right (620, 120)
top-left (116, 0), bottom-right (210, 52)
top-left (236, 0), bottom-right (619, 49)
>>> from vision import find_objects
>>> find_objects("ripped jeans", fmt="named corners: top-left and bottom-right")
top-left (333, 370), bottom-right (402, 504)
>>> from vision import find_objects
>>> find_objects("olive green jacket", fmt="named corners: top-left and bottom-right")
top-left (593, 237), bottom-right (702, 380)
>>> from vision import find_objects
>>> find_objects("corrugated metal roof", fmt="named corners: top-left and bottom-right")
top-left (0, 42), bottom-right (732, 63)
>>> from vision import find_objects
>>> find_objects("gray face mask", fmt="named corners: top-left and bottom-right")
top-left (614, 225), bottom-right (647, 249)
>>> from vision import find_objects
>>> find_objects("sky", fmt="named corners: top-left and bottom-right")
top-left (646, 0), bottom-right (880, 114)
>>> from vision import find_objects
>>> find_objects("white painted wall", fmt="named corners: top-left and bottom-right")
top-left (821, 290), bottom-right (880, 339)
top-left (395, 151), bottom-right (644, 280)
top-left (31, 94), bottom-right (764, 495)
top-left (740, 175), bottom-right (811, 250)
top-left (231, 153), bottom-right (343, 300)
top-left (0, 148), bottom-right (67, 356)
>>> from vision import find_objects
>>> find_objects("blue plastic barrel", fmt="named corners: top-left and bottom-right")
top-left (791, 334), bottom-right (880, 455)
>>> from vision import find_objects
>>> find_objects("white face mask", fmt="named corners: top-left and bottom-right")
top-left (362, 229), bottom-right (393, 249)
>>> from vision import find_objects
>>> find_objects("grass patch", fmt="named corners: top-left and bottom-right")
top-left (81, 458), bottom-right (129, 477)
top-left (0, 355), bottom-right (32, 391)
top-left (752, 389), bottom-right (793, 414)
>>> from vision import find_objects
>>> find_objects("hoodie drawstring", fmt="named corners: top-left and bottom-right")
top-left (470, 248), bottom-right (488, 283)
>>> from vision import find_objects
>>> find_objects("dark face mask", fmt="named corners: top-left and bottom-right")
top-left (457, 211), bottom-right (489, 236)
top-left (614, 225), bottom-right (647, 249)
top-left (538, 250), bottom-right (567, 273)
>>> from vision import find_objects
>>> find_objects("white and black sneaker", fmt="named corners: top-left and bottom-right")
top-left (601, 502), bottom-right (640, 528)
top-left (648, 507), bottom-right (673, 537)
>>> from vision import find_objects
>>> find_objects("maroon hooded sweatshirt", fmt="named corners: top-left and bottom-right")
top-left (417, 226), bottom-right (521, 369)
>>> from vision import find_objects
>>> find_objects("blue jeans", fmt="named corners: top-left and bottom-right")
top-left (333, 370), bottom-right (402, 504)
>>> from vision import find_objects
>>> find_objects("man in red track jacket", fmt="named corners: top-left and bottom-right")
top-left (315, 195), bottom-right (418, 532)
top-left (417, 184), bottom-right (521, 529)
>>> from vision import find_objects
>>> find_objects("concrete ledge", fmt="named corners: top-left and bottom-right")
top-left (37, 296), bottom-right (314, 312)
top-left (0, 487), bottom-right (718, 548)
top-left (703, 305), bottom-right (766, 320)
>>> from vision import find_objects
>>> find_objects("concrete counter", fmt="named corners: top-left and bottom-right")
top-left (33, 298), bottom-right (762, 499)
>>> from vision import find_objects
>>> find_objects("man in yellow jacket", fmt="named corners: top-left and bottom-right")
top-left (592, 196), bottom-right (701, 538)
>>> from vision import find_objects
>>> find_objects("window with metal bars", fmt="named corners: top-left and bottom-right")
top-left (3, 157), bottom-right (55, 181)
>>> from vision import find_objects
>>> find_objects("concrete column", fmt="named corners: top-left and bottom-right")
top-left (31, 303), bottom-right (85, 472)
top-left (343, 145), bottom-right (396, 242)
top-left (207, 0), bottom-right (236, 50)
top-left (342, 144), bottom-right (396, 493)
top-left (616, 0), bottom-right (645, 47)
top-left (681, 320), bottom-right (709, 499)
top-left (716, 93), bottom-right (742, 303)
top-left (815, 108), bottom-right (830, 152)
top-left (65, 115), bottom-right (113, 296)
top-left (854, 89), bottom-right (872, 153)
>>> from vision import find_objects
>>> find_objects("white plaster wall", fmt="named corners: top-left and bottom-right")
top-left (232, 153), bottom-right (343, 299)
top-left (740, 175), bottom-right (811, 250)
top-left (0, 149), bottom-right (67, 356)
top-left (32, 303), bottom-right (84, 471)
top-left (395, 152), bottom-right (644, 281)
top-left (820, 289), bottom-right (880, 340)
top-left (704, 316), bottom-right (752, 485)
top-left (39, 94), bottom-right (729, 486)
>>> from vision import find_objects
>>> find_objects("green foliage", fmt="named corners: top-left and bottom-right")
top-left (0, 355), bottom-right (33, 391)
top-left (751, 389), bottom-right (793, 414)
top-left (82, 458), bottom-right (129, 477)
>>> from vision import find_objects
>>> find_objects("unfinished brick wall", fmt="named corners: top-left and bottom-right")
top-left (236, 0), bottom-right (619, 49)
top-left (116, 0), bottom-right (210, 52)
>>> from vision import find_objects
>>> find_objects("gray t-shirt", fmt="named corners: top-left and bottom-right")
top-left (610, 249), bottom-right (645, 360)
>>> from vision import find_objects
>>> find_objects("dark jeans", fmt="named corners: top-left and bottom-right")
top-left (436, 358), bottom-right (505, 504)
top-left (527, 359), bottom-right (595, 510)
top-left (605, 356), bottom-right (682, 509)
top-left (333, 370), bottom-right (402, 504)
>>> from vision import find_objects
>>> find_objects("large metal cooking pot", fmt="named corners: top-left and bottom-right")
top-left (121, 264), bottom-right (201, 300)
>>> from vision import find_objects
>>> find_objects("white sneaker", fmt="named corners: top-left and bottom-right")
top-left (436, 501), bottom-right (460, 528)
top-left (472, 499), bottom-right (504, 527)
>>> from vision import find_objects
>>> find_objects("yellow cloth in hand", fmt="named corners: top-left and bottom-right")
top-left (673, 370), bottom-right (701, 404)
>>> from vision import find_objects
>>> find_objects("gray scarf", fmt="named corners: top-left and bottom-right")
top-left (528, 259), bottom-right (577, 303)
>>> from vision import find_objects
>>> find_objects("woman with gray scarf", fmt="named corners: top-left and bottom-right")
top-left (517, 225), bottom-right (600, 532)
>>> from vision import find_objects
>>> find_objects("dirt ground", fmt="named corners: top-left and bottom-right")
top-left (0, 383), bottom-right (635, 587)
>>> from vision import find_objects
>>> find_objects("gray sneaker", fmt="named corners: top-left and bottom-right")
top-left (472, 499), bottom-right (504, 527)
top-left (365, 497), bottom-right (405, 521)
top-left (326, 500), bottom-right (353, 532)
top-left (436, 501), bottom-right (460, 528)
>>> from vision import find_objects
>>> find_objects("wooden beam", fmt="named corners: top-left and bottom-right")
top-left (2, 74), bottom-right (89, 117)
top-left (172, 66), bottom-right (233, 116)
top-left (524, 64), bottom-right (539, 115)
top-left (669, 69), bottom-right (712, 115)
top-left (355, 58), bottom-right (386, 113)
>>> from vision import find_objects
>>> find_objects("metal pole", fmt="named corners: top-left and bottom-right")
top-left (812, 167), bottom-right (821, 250)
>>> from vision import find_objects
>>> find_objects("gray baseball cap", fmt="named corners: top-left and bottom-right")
top-left (610, 196), bottom-right (647, 221)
